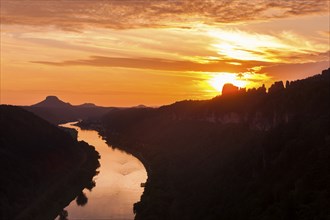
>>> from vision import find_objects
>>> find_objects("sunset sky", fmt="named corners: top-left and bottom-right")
top-left (1, 0), bottom-right (329, 106)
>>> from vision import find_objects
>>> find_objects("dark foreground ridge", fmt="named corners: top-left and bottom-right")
top-left (80, 68), bottom-right (330, 220)
top-left (0, 105), bottom-right (100, 220)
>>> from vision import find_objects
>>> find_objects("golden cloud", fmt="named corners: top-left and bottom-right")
top-left (31, 56), bottom-right (270, 73)
top-left (1, 0), bottom-right (329, 30)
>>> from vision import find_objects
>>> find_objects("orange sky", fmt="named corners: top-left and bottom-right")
top-left (1, 0), bottom-right (329, 106)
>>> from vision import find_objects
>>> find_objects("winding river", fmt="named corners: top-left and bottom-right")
top-left (59, 122), bottom-right (147, 220)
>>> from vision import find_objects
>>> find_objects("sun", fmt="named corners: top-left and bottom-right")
top-left (209, 73), bottom-right (247, 92)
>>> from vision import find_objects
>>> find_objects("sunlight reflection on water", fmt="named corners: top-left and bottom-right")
top-left (59, 122), bottom-right (147, 220)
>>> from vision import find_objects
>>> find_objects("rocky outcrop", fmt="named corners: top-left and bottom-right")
top-left (222, 83), bottom-right (239, 95)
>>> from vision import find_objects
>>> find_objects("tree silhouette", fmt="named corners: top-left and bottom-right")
top-left (76, 191), bottom-right (88, 206)
top-left (58, 209), bottom-right (68, 220)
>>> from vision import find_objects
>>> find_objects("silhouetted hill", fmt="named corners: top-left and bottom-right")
top-left (24, 96), bottom-right (116, 124)
top-left (77, 103), bottom-right (97, 108)
top-left (32, 96), bottom-right (72, 108)
top-left (0, 105), bottom-right (100, 220)
top-left (80, 68), bottom-right (330, 220)
top-left (133, 104), bottom-right (148, 108)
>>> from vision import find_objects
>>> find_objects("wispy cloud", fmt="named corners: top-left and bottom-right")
top-left (31, 54), bottom-right (329, 83)
top-left (31, 56), bottom-right (269, 73)
top-left (208, 29), bottom-right (329, 63)
top-left (1, 0), bottom-right (328, 30)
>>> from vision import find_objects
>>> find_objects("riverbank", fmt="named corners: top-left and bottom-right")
top-left (75, 121), bottom-right (154, 218)
top-left (0, 106), bottom-right (100, 220)
top-left (63, 122), bottom-right (147, 219)
top-left (76, 121), bottom-right (152, 176)
top-left (17, 142), bottom-right (100, 220)
top-left (77, 69), bottom-right (330, 220)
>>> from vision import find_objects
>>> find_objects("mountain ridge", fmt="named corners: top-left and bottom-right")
top-left (78, 68), bottom-right (330, 220)
top-left (32, 95), bottom-right (72, 108)
top-left (24, 96), bottom-right (117, 124)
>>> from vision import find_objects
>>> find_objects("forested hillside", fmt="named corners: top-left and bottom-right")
top-left (82, 68), bottom-right (330, 220)
top-left (0, 105), bottom-right (100, 220)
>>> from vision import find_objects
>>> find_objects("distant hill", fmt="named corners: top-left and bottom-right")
top-left (76, 103), bottom-right (97, 108)
top-left (32, 95), bottom-right (72, 108)
top-left (0, 105), bottom-right (99, 219)
top-left (82, 68), bottom-right (330, 220)
top-left (133, 104), bottom-right (148, 108)
top-left (24, 96), bottom-right (116, 124)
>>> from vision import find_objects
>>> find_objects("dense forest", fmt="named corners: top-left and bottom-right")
top-left (0, 105), bottom-right (100, 220)
top-left (79, 68), bottom-right (330, 220)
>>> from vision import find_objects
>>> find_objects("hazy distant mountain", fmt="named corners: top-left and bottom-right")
top-left (133, 104), bottom-right (148, 108)
top-left (77, 103), bottom-right (98, 108)
top-left (32, 95), bottom-right (72, 108)
top-left (24, 96), bottom-right (116, 124)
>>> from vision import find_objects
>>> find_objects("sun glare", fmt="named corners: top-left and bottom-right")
top-left (209, 73), bottom-right (248, 92)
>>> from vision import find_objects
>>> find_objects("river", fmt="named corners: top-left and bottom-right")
top-left (59, 122), bottom-right (147, 220)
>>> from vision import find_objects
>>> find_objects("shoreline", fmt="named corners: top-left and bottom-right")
top-left (75, 122), bottom-right (153, 217)
top-left (16, 142), bottom-right (100, 220)
top-left (0, 106), bottom-right (100, 220)
top-left (75, 121), bottom-right (152, 176)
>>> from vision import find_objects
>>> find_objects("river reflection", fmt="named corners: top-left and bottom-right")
top-left (59, 122), bottom-right (147, 220)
